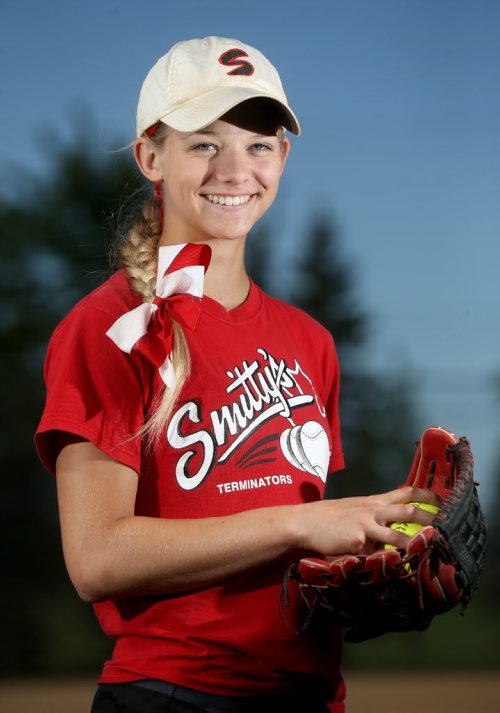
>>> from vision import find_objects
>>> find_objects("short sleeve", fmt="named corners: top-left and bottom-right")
top-left (35, 299), bottom-right (147, 476)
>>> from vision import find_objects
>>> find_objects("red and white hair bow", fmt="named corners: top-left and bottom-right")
top-left (106, 242), bottom-right (211, 388)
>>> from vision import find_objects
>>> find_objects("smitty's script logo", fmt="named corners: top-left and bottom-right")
top-left (167, 348), bottom-right (331, 491)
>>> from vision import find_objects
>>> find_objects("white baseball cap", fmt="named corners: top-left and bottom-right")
top-left (136, 36), bottom-right (301, 137)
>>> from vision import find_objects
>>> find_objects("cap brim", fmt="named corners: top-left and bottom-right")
top-left (158, 86), bottom-right (301, 136)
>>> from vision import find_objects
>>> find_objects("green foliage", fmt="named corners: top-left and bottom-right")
top-left (0, 124), bottom-right (141, 675)
top-left (288, 214), bottom-right (367, 352)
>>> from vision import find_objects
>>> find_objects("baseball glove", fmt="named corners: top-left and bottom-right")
top-left (285, 427), bottom-right (487, 642)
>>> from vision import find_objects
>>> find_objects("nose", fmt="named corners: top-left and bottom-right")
top-left (212, 147), bottom-right (249, 185)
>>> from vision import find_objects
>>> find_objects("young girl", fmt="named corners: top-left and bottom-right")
top-left (36, 36), bottom-right (438, 713)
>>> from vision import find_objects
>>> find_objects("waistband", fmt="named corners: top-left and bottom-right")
top-left (131, 678), bottom-right (331, 712)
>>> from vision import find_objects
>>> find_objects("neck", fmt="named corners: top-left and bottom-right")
top-left (159, 232), bottom-right (250, 311)
top-left (202, 238), bottom-right (250, 311)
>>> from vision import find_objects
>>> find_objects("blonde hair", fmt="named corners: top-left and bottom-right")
top-left (117, 124), bottom-right (191, 444)
top-left (116, 108), bottom-right (286, 444)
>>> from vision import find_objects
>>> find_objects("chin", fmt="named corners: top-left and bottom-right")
top-left (205, 220), bottom-right (256, 242)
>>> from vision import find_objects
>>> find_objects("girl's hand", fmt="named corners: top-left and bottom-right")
top-left (292, 486), bottom-right (441, 556)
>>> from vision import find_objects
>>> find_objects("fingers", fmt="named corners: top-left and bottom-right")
top-left (381, 502), bottom-right (437, 528)
top-left (372, 524), bottom-right (411, 551)
top-left (371, 496), bottom-right (439, 551)
top-left (363, 489), bottom-right (440, 552)
top-left (373, 486), bottom-right (441, 511)
top-left (397, 485), bottom-right (442, 507)
top-left (304, 486), bottom-right (441, 557)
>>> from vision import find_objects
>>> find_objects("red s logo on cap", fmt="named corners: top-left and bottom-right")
top-left (218, 48), bottom-right (255, 76)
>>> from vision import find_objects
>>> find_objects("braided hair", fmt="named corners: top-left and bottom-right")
top-left (116, 124), bottom-right (190, 443)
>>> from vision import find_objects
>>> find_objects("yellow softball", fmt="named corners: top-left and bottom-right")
top-left (384, 502), bottom-right (440, 549)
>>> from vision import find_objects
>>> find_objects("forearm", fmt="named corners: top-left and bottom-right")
top-left (57, 443), bottom-right (439, 602)
top-left (75, 505), bottom-right (300, 601)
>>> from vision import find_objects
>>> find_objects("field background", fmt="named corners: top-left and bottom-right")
top-left (1, 673), bottom-right (499, 713)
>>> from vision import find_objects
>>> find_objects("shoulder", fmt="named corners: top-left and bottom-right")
top-left (70, 269), bottom-right (140, 320)
top-left (52, 270), bottom-right (140, 336)
top-left (42, 269), bottom-right (148, 391)
top-left (258, 287), bottom-right (335, 347)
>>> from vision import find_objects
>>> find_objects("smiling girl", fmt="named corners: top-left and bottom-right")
top-left (36, 36), bottom-right (438, 713)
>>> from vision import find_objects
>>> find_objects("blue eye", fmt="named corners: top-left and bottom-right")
top-left (193, 143), bottom-right (216, 151)
top-left (252, 143), bottom-right (272, 151)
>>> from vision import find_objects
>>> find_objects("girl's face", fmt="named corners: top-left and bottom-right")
top-left (135, 103), bottom-right (290, 246)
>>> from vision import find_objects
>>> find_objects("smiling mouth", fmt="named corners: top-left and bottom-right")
top-left (203, 194), bottom-right (253, 206)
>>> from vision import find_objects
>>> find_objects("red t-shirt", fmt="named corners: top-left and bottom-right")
top-left (36, 270), bottom-right (346, 710)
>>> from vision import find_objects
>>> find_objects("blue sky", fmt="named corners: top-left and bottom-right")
top-left (2, 0), bottom-right (499, 505)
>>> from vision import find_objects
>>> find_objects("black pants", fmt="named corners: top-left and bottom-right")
top-left (90, 680), bottom-right (331, 712)
top-left (91, 683), bottom-right (202, 712)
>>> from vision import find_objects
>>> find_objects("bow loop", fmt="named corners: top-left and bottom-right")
top-left (166, 242), bottom-right (211, 275)
top-left (106, 243), bottom-right (211, 388)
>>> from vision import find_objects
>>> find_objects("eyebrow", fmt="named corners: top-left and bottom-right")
top-left (180, 130), bottom-right (274, 140)
top-left (184, 129), bottom-right (217, 137)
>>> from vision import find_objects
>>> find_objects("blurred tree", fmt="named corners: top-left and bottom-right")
top-left (480, 466), bottom-right (499, 605)
top-left (247, 214), bottom-right (419, 498)
top-left (475, 375), bottom-right (500, 608)
top-left (0, 120), bottom-right (141, 674)
top-left (245, 221), bottom-right (272, 286)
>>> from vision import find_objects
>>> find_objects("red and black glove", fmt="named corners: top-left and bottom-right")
top-left (285, 427), bottom-right (487, 642)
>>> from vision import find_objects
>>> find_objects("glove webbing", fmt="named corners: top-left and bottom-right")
top-left (432, 437), bottom-right (487, 606)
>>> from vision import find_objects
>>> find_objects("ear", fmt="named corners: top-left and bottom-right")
top-left (133, 137), bottom-right (164, 182)
top-left (279, 136), bottom-right (291, 175)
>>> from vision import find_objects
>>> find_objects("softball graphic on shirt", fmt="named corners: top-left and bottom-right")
top-left (280, 421), bottom-right (330, 483)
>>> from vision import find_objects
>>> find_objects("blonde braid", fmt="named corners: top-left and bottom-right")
top-left (120, 199), bottom-right (161, 301)
top-left (118, 193), bottom-right (191, 444)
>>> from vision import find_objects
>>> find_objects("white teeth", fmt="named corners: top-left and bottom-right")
top-left (206, 194), bottom-right (250, 206)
